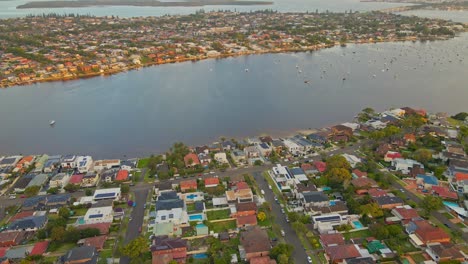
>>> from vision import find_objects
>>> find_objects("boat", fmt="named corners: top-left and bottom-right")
top-left (245, 68), bottom-right (249, 72)
top-left (49, 120), bottom-right (56, 126)
top-left (304, 80), bottom-right (310, 84)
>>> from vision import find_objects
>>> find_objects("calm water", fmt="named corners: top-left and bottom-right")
top-left (1, 34), bottom-right (467, 158)
top-left (399, 9), bottom-right (468, 23)
top-left (0, 0), bottom-right (412, 18)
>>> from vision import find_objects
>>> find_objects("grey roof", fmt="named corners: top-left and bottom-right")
top-left (0, 157), bottom-right (17, 166)
top-left (156, 199), bottom-right (184, 211)
top-left (8, 215), bottom-right (47, 230)
top-left (27, 173), bottom-right (49, 188)
top-left (290, 167), bottom-right (306, 176)
top-left (121, 160), bottom-right (136, 168)
top-left (302, 191), bottom-right (329, 203)
top-left (5, 245), bottom-right (32, 259)
top-left (158, 191), bottom-right (178, 201)
top-left (51, 173), bottom-right (68, 181)
top-left (14, 175), bottom-right (34, 189)
top-left (374, 196), bottom-right (404, 205)
top-left (345, 257), bottom-right (375, 264)
top-left (62, 246), bottom-right (98, 264)
top-left (22, 196), bottom-right (47, 208)
top-left (47, 193), bottom-right (71, 204)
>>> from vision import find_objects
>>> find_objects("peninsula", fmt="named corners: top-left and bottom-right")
top-left (17, 0), bottom-right (273, 9)
top-left (0, 10), bottom-right (466, 88)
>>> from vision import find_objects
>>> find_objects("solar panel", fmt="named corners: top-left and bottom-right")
top-left (95, 192), bottom-right (116, 198)
top-left (89, 214), bottom-right (104, 219)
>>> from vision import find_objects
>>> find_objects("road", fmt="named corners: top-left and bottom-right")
top-left (252, 171), bottom-right (311, 263)
top-left (120, 169), bottom-right (149, 264)
top-left (390, 179), bottom-right (468, 242)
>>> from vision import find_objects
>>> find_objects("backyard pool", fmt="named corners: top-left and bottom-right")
top-left (330, 201), bottom-right (336, 206)
top-left (322, 187), bottom-right (331, 191)
top-left (193, 253), bottom-right (208, 259)
top-left (353, 221), bottom-right (364, 229)
top-left (443, 201), bottom-right (459, 208)
top-left (189, 214), bottom-right (203, 221)
top-left (186, 194), bottom-right (198, 200)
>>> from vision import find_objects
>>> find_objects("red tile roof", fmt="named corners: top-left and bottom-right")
top-left (385, 151), bottom-right (403, 160)
top-left (314, 161), bottom-right (327, 173)
top-left (352, 169), bottom-right (368, 178)
top-left (250, 256), bottom-right (277, 264)
top-left (414, 220), bottom-right (451, 243)
top-left (69, 174), bottom-right (84, 184)
top-left (237, 214), bottom-right (258, 227)
top-left (432, 186), bottom-right (458, 200)
top-left (320, 233), bottom-right (345, 247)
top-left (301, 163), bottom-right (314, 172)
top-left (455, 172), bottom-right (468, 182)
top-left (81, 235), bottom-right (107, 250)
top-left (367, 188), bottom-right (388, 198)
top-left (180, 179), bottom-right (197, 190)
top-left (184, 153), bottom-right (200, 167)
top-left (116, 170), bottom-right (129, 181)
top-left (0, 248), bottom-right (8, 258)
top-left (351, 177), bottom-right (378, 189)
top-left (9, 211), bottom-right (34, 223)
top-left (325, 244), bottom-right (361, 261)
top-left (30, 241), bottom-right (49, 255)
top-left (204, 177), bottom-right (219, 186)
top-left (236, 181), bottom-right (249, 190)
top-left (393, 207), bottom-right (419, 220)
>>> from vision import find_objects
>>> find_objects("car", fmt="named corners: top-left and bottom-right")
top-left (286, 217), bottom-right (289, 223)
top-left (307, 256), bottom-right (312, 263)
top-left (144, 204), bottom-right (147, 209)
top-left (268, 185), bottom-right (272, 190)
top-left (129, 183), bottom-right (135, 186)
top-left (271, 237), bottom-right (278, 242)
top-left (261, 190), bottom-right (265, 195)
top-left (444, 223), bottom-right (450, 227)
top-left (274, 197), bottom-right (278, 201)
top-left (20, 195), bottom-right (26, 198)
top-left (281, 209), bottom-right (285, 214)
top-left (275, 200), bottom-right (280, 204)
top-left (129, 217), bottom-right (133, 221)
top-left (209, 171), bottom-right (215, 174)
top-left (138, 226), bottom-right (142, 233)
top-left (9, 195), bottom-right (16, 199)
top-left (280, 230), bottom-right (285, 237)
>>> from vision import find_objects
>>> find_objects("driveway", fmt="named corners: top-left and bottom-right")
top-left (252, 172), bottom-right (310, 263)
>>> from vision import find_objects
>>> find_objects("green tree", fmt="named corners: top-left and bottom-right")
top-left (121, 184), bottom-right (130, 194)
top-left (120, 236), bottom-right (148, 260)
top-left (270, 243), bottom-right (294, 261)
top-left (326, 155), bottom-right (351, 171)
top-left (47, 187), bottom-right (60, 194)
top-left (58, 207), bottom-right (70, 219)
top-left (254, 160), bottom-right (263, 166)
top-left (64, 183), bottom-right (79, 192)
top-left (369, 223), bottom-right (389, 240)
top-left (257, 211), bottom-right (267, 222)
top-left (85, 189), bottom-right (93, 196)
top-left (24, 185), bottom-right (40, 197)
top-left (413, 148), bottom-right (432, 163)
top-left (360, 203), bottom-right (384, 218)
top-left (421, 195), bottom-right (443, 215)
top-left (326, 168), bottom-right (352, 185)
top-left (50, 226), bottom-right (66, 241)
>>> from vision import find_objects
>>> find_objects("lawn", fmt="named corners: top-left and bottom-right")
top-left (72, 208), bottom-right (88, 216)
top-left (343, 229), bottom-right (371, 240)
top-left (187, 203), bottom-right (196, 213)
top-left (386, 238), bottom-right (419, 254)
top-left (208, 219), bottom-right (236, 233)
top-left (48, 242), bottom-right (75, 253)
top-left (100, 249), bottom-right (113, 259)
top-left (442, 212), bottom-right (454, 219)
top-left (144, 170), bottom-right (154, 183)
top-left (206, 209), bottom-right (231, 221)
top-left (137, 158), bottom-right (150, 168)
top-left (410, 253), bottom-right (426, 263)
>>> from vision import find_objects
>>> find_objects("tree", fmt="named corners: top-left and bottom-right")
top-left (287, 212), bottom-right (299, 223)
top-left (24, 185), bottom-right (40, 197)
top-left (121, 184), bottom-right (130, 194)
top-left (421, 196), bottom-right (443, 215)
top-left (270, 243), bottom-right (294, 261)
top-left (360, 203), bottom-right (384, 218)
top-left (58, 207), bottom-right (70, 219)
top-left (326, 168), bottom-right (352, 185)
top-left (326, 155), bottom-right (351, 171)
top-left (64, 183), bottom-right (79, 192)
top-left (277, 254), bottom-right (289, 264)
top-left (451, 112), bottom-right (468, 121)
top-left (47, 187), bottom-right (60, 194)
top-left (254, 160), bottom-right (263, 166)
top-left (413, 148), bottom-right (432, 163)
top-left (369, 223), bottom-right (389, 240)
top-left (120, 236), bottom-right (148, 260)
top-left (85, 189), bottom-right (93, 196)
top-left (257, 212), bottom-right (267, 222)
top-left (51, 226), bottom-right (66, 241)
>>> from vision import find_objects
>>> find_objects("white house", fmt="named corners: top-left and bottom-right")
top-left (283, 139), bottom-right (303, 155)
top-left (271, 164), bottom-right (296, 190)
top-left (61, 155), bottom-right (78, 168)
top-left (77, 156), bottom-right (93, 173)
top-left (49, 173), bottom-right (70, 188)
top-left (93, 187), bottom-right (121, 201)
top-left (342, 154), bottom-right (362, 168)
top-left (83, 206), bottom-right (114, 224)
top-left (244, 146), bottom-right (260, 158)
top-left (214, 152), bottom-right (229, 164)
top-left (391, 158), bottom-right (423, 174)
top-left (93, 159), bottom-right (121, 171)
top-left (367, 120), bottom-right (387, 130)
top-left (341, 122), bottom-right (360, 131)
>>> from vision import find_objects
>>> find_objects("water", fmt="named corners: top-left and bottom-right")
top-left (399, 10), bottom-right (468, 23)
top-left (1, 33), bottom-right (467, 158)
top-left (353, 220), bottom-right (364, 229)
top-left (0, 0), bottom-right (412, 18)
top-left (189, 214), bottom-right (203, 221)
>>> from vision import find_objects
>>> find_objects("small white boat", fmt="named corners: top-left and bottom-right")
top-left (49, 120), bottom-right (56, 126)
top-left (245, 68), bottom-right (249, 72)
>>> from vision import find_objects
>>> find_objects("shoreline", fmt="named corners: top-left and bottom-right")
top-left (0, 35), bottom-right (455, 89)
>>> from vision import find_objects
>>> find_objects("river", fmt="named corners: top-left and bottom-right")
top-left (0, 32), bottom-right (467, 158)
top-left (0, 0), bottom-right (412, 18)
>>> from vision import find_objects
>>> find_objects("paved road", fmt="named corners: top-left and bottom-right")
top-left (252, 171), bottom-right (310, 263)
top-left (120, 169), bottom-right (149, 264)
top-left (390, 179), bottom-right (468, 242)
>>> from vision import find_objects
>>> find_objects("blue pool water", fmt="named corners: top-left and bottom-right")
top-left (193, 253), bottom-right (208, 259)
top-left (186, 194), bottom-right (198, 200)
top-left (443, 201), bottom-right (459, 208)
top-left (330, 201), bottom-right (336, 206)
top-left (189, 214), bottom-right (203, 221)
top-left (322, 187), bottom-right (331, 191)
top-left (353, 221), bottom-right (364, 229)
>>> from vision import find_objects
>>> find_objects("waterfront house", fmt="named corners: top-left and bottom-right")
top-left (77, 156), bottom-right (93, 173)
top-left (81, 172), bottom-right (99, 187)
top-left (93, 159), bottom-right (120, 171)
top-left (43, 155), bottom-right (62, 173)
top-left (49, 173), bottom-right (70, 188)
top-left (13, 156), bottom-right (35, 173)
top-left (61, 155), bottom-right (78, 169)
top-left (33, 154), bottom-right (48, 172)
top-left (183, 153), bottom-right (200, 168)
top-left (0, 156), bottom-right (22, 169)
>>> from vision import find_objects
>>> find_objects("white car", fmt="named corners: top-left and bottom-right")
top-left (280, 230), bottom-right (285, 237)
top-left (307, 256), bottom-right (312, 263)
top-left (268, 185), bottom-right (272, 190)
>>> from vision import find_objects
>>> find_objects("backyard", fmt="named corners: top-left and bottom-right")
top-left (207, 219), bottom-right (236, 233)
top-left (206, 209), bottom-right (231, 221)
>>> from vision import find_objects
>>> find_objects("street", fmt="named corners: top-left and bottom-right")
top-left (252, 172), bottom-right (311, 263)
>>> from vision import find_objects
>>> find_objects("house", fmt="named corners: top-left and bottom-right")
top-left (69, 174), bottom-right (84, 185)
top-left (404, 134), bottom-right (416, 144)
top-left (249, 256), bottom-right (277, 264)
top-left (30, 241), bottom-right (49, 256)
top-left (367, 189), bottom-right (388, 198)
top-left (195, 146), bottom-right (209, 155)
top-left (282, 139), bottom-right (303, 155)
top-left (13, 174), bottom-right (34, 193)
top-left (257, 143), bottom-right (273, 156)
top-left (244, 146), bottom-right (260, 158)
top-left (271, 140), bottom-right (285, 153)
top-left (231, 150), bottom-right (246, 165)
top-left (76, 223), bottom-right (111, 235)
top-left (308, 133), bottom-right (328, 144)
top-left (391, 158), bottom-right (423, 175)
top-left (115, 170), bottom-right (129, 181)
top-left (8, 215), bottom-right (47, 232)
top-left (412, 220), bottom-right (451, 245)
top-left (214, 152), bottom-right (229, 164)
top-left (431, 186), bottom-right (458, 200)
top-left (150, 236), bottom-right (187, 264)
top-left (34, 154), bottom-right (48, 172)
top-left (120, 160), bottom-right (136, 171)
top-left (101, 169), bottom-right (119, 183)
top-left (154, 191), bottom-right (187, 236)
top-left (226, 188), bottom-right (254, 203)
top-left (374, 196), bottom-right (404, 209)
top-left (46, 194), bottom-right (71, 209)
top-left (289, 167), bottom-right (308, 182)
top-left (204, 177), bottom-right (220, 188)
top-left (60, 246), bottom-right (99, 264)
top-left (81, 172), bottom-right (99, 187)
top-left (77, 235), bottom-right (107, 251)
top-left (180, 180), bottom-right (197, 193)
top-left (450, 172), bottom-right (468, 194)
top-left (324, 244), bottom-right (361, 264)
top-left (77, 156), bottom-right (93, 173)
top-left (320, 233), bottom-right (345, 247)
top-left (83, 206), bottom-right (114, 224)
top-left (426, 243), bottom-right (465, 262)
top-left (14, 156), bottom-right (35, 173)
top-left (221, 140), bottom-right (236, 151)
top-left (270, 164), bottom-right (295, 191)
top-left (351, 178), bottom-right (378, 194)
top-left (26, 173), bottom-right (49, 189)
top-left (0, 156), bottom-right (22, 169)
top-left (330, 125), bottom-right (353, 142)
top-left (93, 188), bottom-right (121, 201)
top-left (384, 151), bottom-right (403, 162)
top-left (49, 173), bottom-right (70, 188)
top-left (391, 206), bottom-right (420, 223)
top-left (0, 231), bottom-right (27, 247)
top-left (9, 211), bottom-right (35, 223)
top-left (61, 155), bottom-right (77, 169)
top-left (239, 226), bottom-right (271, 261)
top-left (313, 161), bottom-right (327, 173)
top-left (93, 159), bottom-right (120, 171)
top-left (198, 153), bottom-right (211, 166)
top-left (22, 196), bottom-right (47, 211)
top-left (233, 202), bottom-right (257, 227)
top-left (342, 154), bottom-right (361, 168)
top-left (43, 155), bottom-right (61, 173)
top-left (301, 163), bottom-right (315, 174)
top-left (299, 191), bottom-right (329, 208)
top-left (416, 174), bottom-right (439, 189)
top-left (352, 169), bottom-right (367, 178)
top-left (184, 153), bottom-right (200, 168)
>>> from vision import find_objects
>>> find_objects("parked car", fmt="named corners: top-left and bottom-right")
top-left (138, 226), bottom-right (142, 233)
top-left (281, 208), bottom-right (285, 214)
top-left (307, 256), bottom-right (312, 263)
top-left (280, 230), bottom-right (285, 237)
top-left (268, 185), bottom-right (272, 190)
top-left (261, 190), bottom-right (265, 195)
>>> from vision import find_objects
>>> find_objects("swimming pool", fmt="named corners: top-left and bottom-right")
top-left (189, 214), bottom-right (203, 221)
top-left (353, 221), bottom-right (364, 229)
top-left (186, 194), bottom-right (198, 200)
top-left (322, 187), bottom-right (331, 191)
top-left (330, 201), bottom-right (336, 206)
top-left (443, 201), bottom-right (459, 208)
top-left (193, 253), bottom-right (208, 259)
